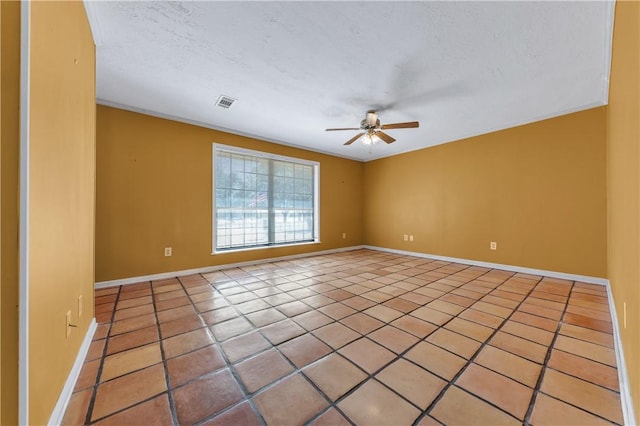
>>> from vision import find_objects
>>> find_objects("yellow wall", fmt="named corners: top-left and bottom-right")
top-left (363, 107), bottom-right (608, 278)
top-left (607, 0), bottom-right (640, 415)
top-left (28, 2), bottom-right (96, 424)
top-left (0, 1), bottom-right (20, 424)
top-left (96, 106), bottom-right (363, 282)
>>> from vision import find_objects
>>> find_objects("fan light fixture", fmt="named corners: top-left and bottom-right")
top-left (361, 130), bottom-right (381, 145)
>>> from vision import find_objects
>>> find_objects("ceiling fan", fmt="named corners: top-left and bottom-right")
top-left (326, 110), bottom-right (419, 146)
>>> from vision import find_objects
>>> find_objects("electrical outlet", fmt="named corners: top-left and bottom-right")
top-left (164, 247), bottom-right (172, 256)
top-left (490, 242), bottom-right (497, 250)
top-left (342, 232), bottom-right (346, 239)
top-left (409, 235), bottom-right (414, 242)
top-left (66, 311), bottom-right (72, 338)
top-left (78, 295), bottom-right (83, 317)
top-left (403, 234), bottom-right (408, 241)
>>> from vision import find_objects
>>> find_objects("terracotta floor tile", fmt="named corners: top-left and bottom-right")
top-left (428, 299), bottom-right (466, 315)
top-left (210, 317), bottom-right (253, 341)
top-left (159, 314), bottom-right (205, 339)
top-left (474, 345), bottom-right (542, 387)
top-left (86, 339), bottom-right (106, 362)
top-left (199, 307), bottom-right (237, 326)
top-left (490, 289), bottom-right (526, 302)
top-left (458, 308), bottom-right (504, 328)
top-left (472, 301), bottom-right (513, 318)
top-left (444, 317), bottom-right (493, 342)
top-left (93, 323), bottom-right (110, 341)
top-left (118, 288), bottom-right (151, 300)
top-left (399, 291), bottom-right (434, 305)
top-left (376, 358), bottom-right (446, 409)
top-left (490, 331), bottom-right (548, 364)
top-left (530, 393), bottom-right (612, 426)
top-left (234, 348), bottom-right (295, 393)
top-left (303, 353), bottom-right (367, 400)
top-left (92, 393), bottom-right (173, 426)
top-left (563, 312), bottom-right (613, 333)
top-left (318, 302), bottom-right (357, 320)
top-left (415, 415), bottom-right (442, 426)
top-left (540, 369), bottom-right (623, 424)
top-left (426, 328), bottom-right (481, 359)
top-left (112, 303), bottom-right (155, 322)
top-left (339, 379), bottom-right (420, 425)
top-left (439, 292), bottom-right (476, 307)
top-left (382, 297), bottom-right (419, 314)
top-left (548, 349), bottom-right (619, 391)
top-left (167, 344), bottom-right (226, 388)
top-left (155, 295), bottom-right (191, 312)
top-left (101, 343), bottom-right (162, 382)
top-left (96, 287), bottom-right (119, 297)
top-left (236, 299), bottom-right (271, 315)
top-left (313, 322), bottom-right (360, 349)
top-left (309, 407), bottom-right (351, 426)
top-left (106, 325), bottom-right (159, 356)
top-left (302, 294), bottom-right (336, 308)
top-left (404, 341), bottom-right (466, 380)
top-left (154, 289), bottom-right (186, 302)
top-left (163, 328), bottom-right (215, 359)
top-left (410, 306), bottom-right (453, 326)
top-left (566, 304), bottom-right (612, 322)
top-left (91, 364), bottom-right (167, 421)
top-left (74, 359), bottom-right (100, 392)
top-left (391, 315), bottom-right (437, 338)
top-left (195, 298), bottom-right (230, 313)
top-left (61, 388), bottom-right (92, 426)
top-left (253, 373), bottom-right (329, 426)
top-left (525, 296), bottom-right (566, 312)
top-left (173, 368), bottom-right (244, 425)
top-left (110, 313), bottom-right (157, 336)
top-left (510, 311), bottom-right (558, 332)
top-left (96, 294), bottom-right (118, 305)
top-left (559, 323), bottom-right (614, 347)
top-left (361, 290), bottom-right (395, 303)
top-left (518, 302), bottom-right (563, 321)
top-left (553, 335), bottom-right (616, 366)
top-left (340, 312), bottom-right (384, 334)
top-left (481, 294), bottom-right (520, 309)
top-left (292, 310), bottom-right (333, 331)
top-left (456, 363), bottom-right (532, 419)
top-left (368, 325), bottom-right (419, 354)
top-left (431, 386), bottom-right (520, 426)
top-left (325, 289), bottom-right (354, 301)
top-left (156, 304), bottom-right (196, 323)
top-left (278, 334), bottom-right (332, 368)
top-left (260, 318), bottom-right (306, 345)
top-left (221, 331), bottom-right (271, 363)
top-left (415, 287), bottom-right (446, 299)
top-left (362, 304), bottom-right (403, 322)
top-left (341, 295), bottom-right (377, 310)
top-left (244, 307), bottom-right (286, 327)
top-left (201, 401), bottom-right (262, 426)
top-left (338, 337), bottom-right (396, 374)
top-left (500, 320), bottom-right (554, 346)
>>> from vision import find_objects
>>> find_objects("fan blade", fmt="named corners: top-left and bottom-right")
top-left (344, 133), bottom-right (364, 146)
top-left (381, 121), bottom-right (420, 130)
top-left (376, 131), bottom-right (396, 144)
top-left (326, 127), bottom-right (361, 131)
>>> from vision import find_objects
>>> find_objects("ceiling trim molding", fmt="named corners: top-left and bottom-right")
top-left (96, 99), bottom-right (365, 163)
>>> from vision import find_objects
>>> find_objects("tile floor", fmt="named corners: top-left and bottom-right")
top-left (62, 249), bottom-right (624, 425)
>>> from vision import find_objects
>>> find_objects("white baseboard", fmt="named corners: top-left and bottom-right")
top-left (362, 245), bottom-right (608, 285)
top-left (48, 318), bottom-right (97, 426)
top-left (95, 245), bottom-right (366, 289)
top-left (606, 282), bottom-right (637, 426)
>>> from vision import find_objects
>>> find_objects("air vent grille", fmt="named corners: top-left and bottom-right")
top-left (216, 95), bottom-right (236, 109)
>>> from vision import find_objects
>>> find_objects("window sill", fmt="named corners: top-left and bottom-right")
top-left (211, 240), bottom-right (321, 255)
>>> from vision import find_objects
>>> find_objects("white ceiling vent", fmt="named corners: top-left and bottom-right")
top-left (216, 95), bottom-right (236, 109)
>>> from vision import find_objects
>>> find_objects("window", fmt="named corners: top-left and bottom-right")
top-left (213, 144), bottom-right (319, 252)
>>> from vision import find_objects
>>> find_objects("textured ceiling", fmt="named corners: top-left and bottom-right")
top-left (85, 1), bottom-right (614, 161)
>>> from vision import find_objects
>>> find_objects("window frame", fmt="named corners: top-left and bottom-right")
top-left (212, 143), bottom-right (320, 254)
